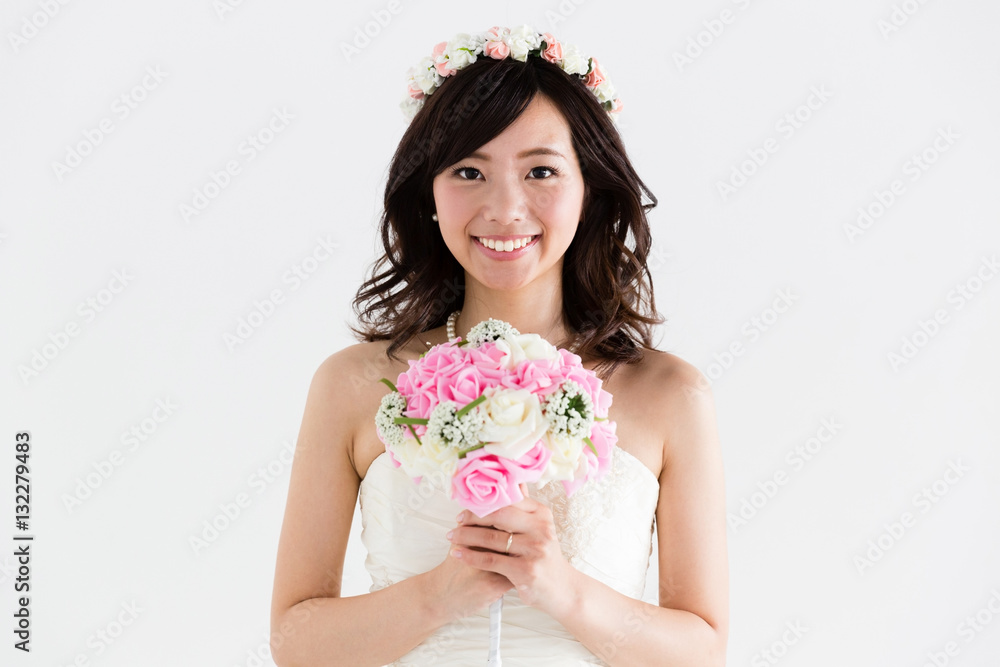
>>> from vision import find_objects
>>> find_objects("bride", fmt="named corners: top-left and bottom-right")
top-left (269, 25), bottom-right (729, 666)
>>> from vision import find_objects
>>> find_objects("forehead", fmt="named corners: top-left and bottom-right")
top-left (479, 94), bottom-right (574, 153)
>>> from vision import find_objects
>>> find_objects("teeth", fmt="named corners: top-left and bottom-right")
top-left (477, 235), bottom-right (536, 252)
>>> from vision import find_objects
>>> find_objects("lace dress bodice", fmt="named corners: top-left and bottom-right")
top-left (357, 445), bottom-right (660, 666)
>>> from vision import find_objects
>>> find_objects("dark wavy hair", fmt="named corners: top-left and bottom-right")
top-left (349, 52), bottom-right (664, 381)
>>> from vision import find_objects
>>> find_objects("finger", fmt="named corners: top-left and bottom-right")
top-left (450, 525), bottom-right (515, 554)
top-left (458, 505), bottom-right (533, 535)
top-left (450, 542), bottom-right (516, 578)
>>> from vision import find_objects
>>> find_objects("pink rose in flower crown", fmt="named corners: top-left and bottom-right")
top-left (585, 57), bottom-right (606, 88)
top-left (451, 448), bottom-right (524, 518)
top-left (483, 26), bottom-right (510, 59)
top-left (540, 33), bottom-right (563, 63)
top-left (432, 41), bottom-right (454, 76)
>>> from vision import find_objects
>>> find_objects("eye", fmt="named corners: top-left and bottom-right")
top-left (529, 166), bottom-right (560, 179)
top-left (451, 166), bottom-right (481, 180)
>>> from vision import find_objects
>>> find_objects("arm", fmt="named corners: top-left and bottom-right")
top-left (550, 356), bottom-right (730, 666)
top-left (269, 347), bottom-right (452, 667)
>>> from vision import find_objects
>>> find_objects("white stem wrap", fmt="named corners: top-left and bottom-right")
top-left (487, 596), bottom-right (503, 665)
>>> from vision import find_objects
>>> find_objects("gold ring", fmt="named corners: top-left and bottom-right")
top-left (505, 532), bottom-right (514, 554)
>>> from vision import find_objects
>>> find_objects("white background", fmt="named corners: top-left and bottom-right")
top-left (2, 1), bottom-right (999, 665)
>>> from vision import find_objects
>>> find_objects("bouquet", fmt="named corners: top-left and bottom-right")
top-left (374, 317), bottom-right (617, 665)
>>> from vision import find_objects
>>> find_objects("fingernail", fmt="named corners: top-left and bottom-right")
top-left (456, 511), bottom-right (465, 523)
top-left (450, 548), bottom-right (462, 558)
top-left (445, 530), bottom-right (454, 539)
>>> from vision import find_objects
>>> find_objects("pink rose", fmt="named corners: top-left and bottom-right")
top-left (585, 57), bottom-right (605, 88)
top-left (562, 363), bottom-right (610, 418)
top-left (500, 438), bottom-right (552, 485)
top-left (483, 27), bottom-right (510, 60)
top-left (500, 357), bottom-right (568, 396)
top-left (610, 97), bottom-right (624, 113)
top-left (588, 419), bottom-right (618, 479)
top-left (451, 448), bottom-right (524, 518)
top-left (540, 33), bottom-right (563, 63)
top-left (467, 342), bottom-right (507, 387)
top-left (406, 82), bottom-right (425, 100)
top-left (432, 41), bottom-right (455, 76)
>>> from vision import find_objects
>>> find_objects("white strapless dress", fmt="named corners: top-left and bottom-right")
top-left (358, 445), bottom-right (660, 666)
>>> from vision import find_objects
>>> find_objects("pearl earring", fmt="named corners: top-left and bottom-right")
top-left (431, 213), bottom-right (438, 221)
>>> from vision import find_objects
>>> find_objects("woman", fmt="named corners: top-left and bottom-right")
top-left (270, 25), bottom-right (728, 666)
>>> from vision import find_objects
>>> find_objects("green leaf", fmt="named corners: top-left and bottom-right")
top-left (378, 378), bottom-right (398, 392)
top-left (457, 442), bottom-right (486, 457)
top-left (584, 436), bottom-right (598, 457)
top-left (394, 417), bottom-right (429, 425)
top-left (407, 424), bottom-right (422, 445)
top-left (455, 394), bottom-right (486, 419)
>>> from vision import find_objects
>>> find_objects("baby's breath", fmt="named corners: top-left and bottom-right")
top-left (540, 380), bottom-right (594, 439)
top-left (466, 318), bottom-right (520, 347)
top-left (374, 391), bottom-right (408, 448)
top-left (426, 399), bottom-right (486, 451)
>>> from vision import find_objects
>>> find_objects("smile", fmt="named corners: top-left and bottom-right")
top-left (473, 234), bottom-right (540, 253)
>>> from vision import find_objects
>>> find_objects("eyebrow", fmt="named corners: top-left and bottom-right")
top-left (466, 147), bottom-right (568, 161)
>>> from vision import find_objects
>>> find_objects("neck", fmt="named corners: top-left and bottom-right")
top-left (454, 273), bottom-right (574, 350)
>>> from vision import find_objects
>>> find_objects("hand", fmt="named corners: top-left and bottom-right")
top-left (446, 482), bottom-right (578, 618)
top-left (426, 528), bottom-right (515, 623)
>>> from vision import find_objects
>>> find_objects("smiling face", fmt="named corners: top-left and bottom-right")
top-left (432, 93), bottom-right (586, 293)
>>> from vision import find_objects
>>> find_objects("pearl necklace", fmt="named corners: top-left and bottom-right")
top-left (443, 309), bottom-right (579, 354)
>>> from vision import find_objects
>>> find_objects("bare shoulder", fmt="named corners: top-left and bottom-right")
top-left (626, 349), bottom-right (717, 472)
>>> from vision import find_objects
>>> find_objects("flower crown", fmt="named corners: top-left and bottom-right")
top-left (400, 25), bottom-right (623, 123)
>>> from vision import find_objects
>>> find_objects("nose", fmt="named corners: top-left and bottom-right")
top-left (482, 174), bottom-right (529, 226)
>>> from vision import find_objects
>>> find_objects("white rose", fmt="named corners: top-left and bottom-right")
top-left (480, 387), bottom-right (549, 460)
top-left (594, 79), bottom-right (617, 104)
top-left (508, 25), bottom-right (541, 62)
top-left (389, 436), bottom-right (424, 479)
top-left (409, 435), bottom-right (460, 482)
top-left (494, 332), bottom-right (559, 368)
top-left (445, 33), bottom-right (482, 69)
top-left (409, 56), bottom-right (442, 94)
top-left (537, 432), bottom-right (584, 485)
top-left (559, 44), bottom-right (589, 76)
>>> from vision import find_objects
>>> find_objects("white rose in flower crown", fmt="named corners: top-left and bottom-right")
top-left (508, 25), bottom-right (542, 61)
top-left (409, 55), bottom-right (442, 95)
top-left (559, 43), bottom-right (590, 76)
top-left (494, 332), bottom-right (559, 369)
top-left (479, 386), bottom-right (549, 460)
top-left (537, 432), bottom-right (585, 485)
top-left (444, 33), bottom-right (483, 70)
top-left (594, 79), bottom-right (617, 104)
